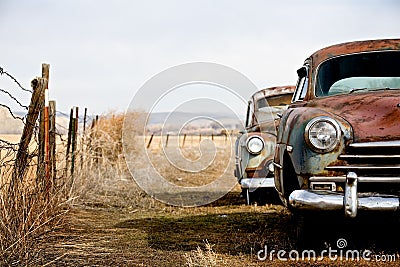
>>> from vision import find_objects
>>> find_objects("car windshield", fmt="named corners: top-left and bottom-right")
top-left (256, 93), bottom-right (292, 109)
top-left (315, 51), bottom-right (400, 97)
top-left (254, 94), bottom-right (292, 124)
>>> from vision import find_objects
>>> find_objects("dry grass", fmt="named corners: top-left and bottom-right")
top-left (0, 137), bottom-right (67, 266)
top-left (184, 240), bottom-right (221, 267)
top-left (68, 111), bottom-right (237, 209)
top-left (69, 112), bottom-right (160, 210)
top-left (147, 136), bottom-right (234, 187)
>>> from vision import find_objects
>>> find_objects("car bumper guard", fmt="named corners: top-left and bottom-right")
top-left (289, 172), bottom-right (400, 217)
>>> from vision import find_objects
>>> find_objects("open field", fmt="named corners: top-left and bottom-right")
top-left (3, 128), bottom-right (400, 266)
top-left (0, 134), bottom-right (21, 144)
top-left (145, 135), bottom-right (230, 150)
top-left (36, 132), bottom-right (400, 266)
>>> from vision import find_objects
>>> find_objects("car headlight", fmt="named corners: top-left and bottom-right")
top-left (246, 136), bottom-right (264, 154)
top-left (305, 116), bottom-right (341, 153)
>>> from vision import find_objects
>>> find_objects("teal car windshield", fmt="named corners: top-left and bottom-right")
top-left (315, 51), bottom-right (400, 97)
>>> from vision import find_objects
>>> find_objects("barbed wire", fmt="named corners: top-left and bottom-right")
top-left (0, 88), bottom-right (29, 110)
top-left (0, 67), bottom-right (96, 185)
top-left (0, 66), bottom-right (32, 93)
top-left (0, 68), bottom-right (37, 174)
top-left (0, 103), bottom-right (25, 123)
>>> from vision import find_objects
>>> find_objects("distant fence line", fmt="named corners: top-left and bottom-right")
top-left (145, 132), bottom-right (230, 149)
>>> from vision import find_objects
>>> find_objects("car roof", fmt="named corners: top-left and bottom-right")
top-left (251, 85), bottom-right (295, 102)
top-left (308, 39), bottom-right (400, 69)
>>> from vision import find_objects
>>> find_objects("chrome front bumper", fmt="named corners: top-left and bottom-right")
top-left (289, 172), bottom-right (400, 218)
top-left (240, 177), bottom-right (275, 190)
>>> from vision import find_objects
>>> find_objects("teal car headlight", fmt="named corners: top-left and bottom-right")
top-left (305, 116), bottom-right (341, 153)
top-left (246, 135), bottom-right (264, 155)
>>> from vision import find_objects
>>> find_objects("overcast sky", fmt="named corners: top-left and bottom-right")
top-left (0, 0), bottom-right (399, 116)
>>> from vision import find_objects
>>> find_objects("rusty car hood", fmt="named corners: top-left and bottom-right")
top-left (306, 90), bottom-right (400, 142)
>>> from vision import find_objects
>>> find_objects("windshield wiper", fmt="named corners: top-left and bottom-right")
top-left (349, 87), bottom-right (399, 94)
top-left (349, 88), bottom-right (368, 94)
top-left (369, 87), bottom-right (399, 92)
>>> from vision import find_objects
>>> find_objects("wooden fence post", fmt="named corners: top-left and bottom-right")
top-left (71, 107), bottom-right (78, 178)
top-left (181, 134), bottom-right (186, 148)
top-left (65, 108), bottom-right (73, 176)
top-left (37, 64), bottom-right (50, 188)
top-left (147, 134), bottom-right (154, 149)
top-left (12, 77), bottom-right (46, 184)
top-left (44, 87), bottom-right (50, 197)
top-left (165, 134), bottom-right (170, 148)
top-left (93, 115), bottom-right (101, 165)
top-left (83, 108), bottom-right (87, 134)
top-left (49, 100), bottom-right (56, 186)
top-left (80, 107), bottom-right (87, 169)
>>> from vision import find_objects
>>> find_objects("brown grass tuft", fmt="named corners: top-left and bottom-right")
top-left (0, 152), bottom-right (67, 265)
top-left (69, 111), bottom-right (160, 210)
top-left (184, 240), bottom-right (226, 267)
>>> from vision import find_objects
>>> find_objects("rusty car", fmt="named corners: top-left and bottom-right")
top-left (235, 85), bottom-right (294, 204)
top-left (274, 39), bottom-right (400, 232)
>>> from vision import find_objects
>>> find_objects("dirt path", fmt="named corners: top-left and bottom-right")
top-left (42, 207), bottom-right (188, 266)
top-left (38, 193), bottom-right (400, 266)
top-left (39, 193), bottom-right (292, 266)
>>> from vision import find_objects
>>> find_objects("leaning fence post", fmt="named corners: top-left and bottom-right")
top-left (147, 134), bottom-right (154, 149)
top-left (12, 78), bottom-right (46, 185)
top-left (165, 133), bottom-right (170, 148)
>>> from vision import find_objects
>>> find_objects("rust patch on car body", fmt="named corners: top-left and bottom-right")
top-left (307, 90), bottom-right (400, 142)
top-left (310, 39), bottom-right (400, 70)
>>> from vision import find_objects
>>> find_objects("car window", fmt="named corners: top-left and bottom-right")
top-left (292, 66), bottom-right (309, 102)
top-left (254, 94), bottom-right (293, 124)
top-left (245, 100), bottom-right (254, 128)
top-left (292, 76), bottom-right (308, 102)
top-left (328, 77), bottom-right (400, 95)
top-left (256, 97), bottom-right (269, 109)
top-left (256, 106), bottom-right (287, 123)
top-left (316, 51), bottom-right (400, 97)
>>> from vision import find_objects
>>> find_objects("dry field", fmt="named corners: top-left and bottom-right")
top-left (0, 134), bottom-right (21, 143)
top-left (2, 119), bottom-right (400, 266)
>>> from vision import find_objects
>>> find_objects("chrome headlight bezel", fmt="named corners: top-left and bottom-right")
top-left (246, 135), bottom-right (265, 155)
top-left (305, 116), bottom-right (341, 153)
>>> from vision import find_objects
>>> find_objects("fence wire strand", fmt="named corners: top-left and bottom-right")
top-left (0, 66), bottom-right (32, 93)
